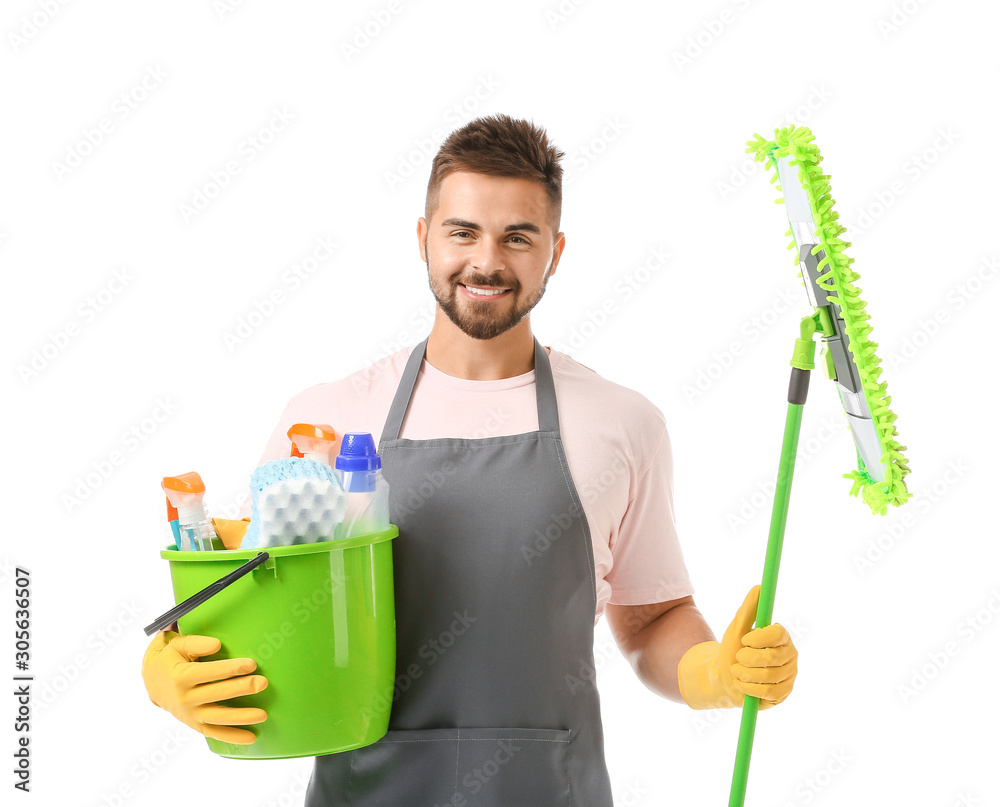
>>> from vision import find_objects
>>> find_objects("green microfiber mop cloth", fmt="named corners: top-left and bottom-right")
top-left (747, 126), bottom-right (911, 515)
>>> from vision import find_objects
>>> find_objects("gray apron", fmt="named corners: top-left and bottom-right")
top-left (305, 336), bottom-right (614, 806)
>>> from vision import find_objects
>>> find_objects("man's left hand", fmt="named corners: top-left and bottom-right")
top-left (728, 585), bottom-right (798, 709)
top-left (676, 585), bottom-right (798, 710)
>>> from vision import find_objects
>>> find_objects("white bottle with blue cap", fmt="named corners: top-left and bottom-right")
top-left (334, 432), bottom-right (390, 540)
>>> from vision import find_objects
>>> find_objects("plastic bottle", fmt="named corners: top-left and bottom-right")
top-left (165, 497), bottom-right (181, 550)
top-left (162, 472), bottom-right (223, 551)
top-left (287, 423), bottom-right (338, 465)
top-left (334, 433), bottom-right (390, 540)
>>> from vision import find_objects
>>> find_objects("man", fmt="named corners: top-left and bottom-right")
top-left (143, 114), bottom-right (798, 805)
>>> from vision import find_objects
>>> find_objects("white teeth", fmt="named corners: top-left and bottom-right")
top-left (463, 285), bottom-right (506, 296)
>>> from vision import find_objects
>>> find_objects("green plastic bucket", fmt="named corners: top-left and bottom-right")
top-left (160, 526), bottom-right (397, 760)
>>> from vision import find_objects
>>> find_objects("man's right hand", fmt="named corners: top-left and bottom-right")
top-left (141, 631), bottom-right (268, 744)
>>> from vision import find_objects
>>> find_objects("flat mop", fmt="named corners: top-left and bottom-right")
top-left (730, 125), bottom-right (912, 806)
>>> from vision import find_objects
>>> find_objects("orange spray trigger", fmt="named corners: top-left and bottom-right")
top-left (287, 424), bottom-right (337, 465)
top-left (162, 472), bottom-right (206, 495)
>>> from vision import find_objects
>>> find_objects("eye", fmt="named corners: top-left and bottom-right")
top-left (508, 235), bottom-right (529, 244)
top-left (453, 230), bottom-right (473, 238)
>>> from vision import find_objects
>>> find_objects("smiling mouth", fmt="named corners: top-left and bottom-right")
top-left (458, 283), bottom-right (512, 299)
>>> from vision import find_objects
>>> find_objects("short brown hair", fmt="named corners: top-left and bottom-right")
top-left (425, 114), bottom-right (565, 235)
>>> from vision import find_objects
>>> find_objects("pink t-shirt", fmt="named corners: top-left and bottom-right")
top-left (240, 344), bottom-right (694, 624)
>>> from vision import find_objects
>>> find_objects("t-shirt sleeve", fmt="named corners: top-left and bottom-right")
top-left (604, 424), bottom-right (695, 605)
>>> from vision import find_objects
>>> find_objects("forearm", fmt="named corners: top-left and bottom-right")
top-left (625, 602), bottom-right (715, 703)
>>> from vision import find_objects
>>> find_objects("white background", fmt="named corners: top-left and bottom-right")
top-left (2, 1), bottom-right (997, 805)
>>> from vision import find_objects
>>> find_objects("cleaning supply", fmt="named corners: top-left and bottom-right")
top-left (748, 125), bottom-right (911, 514)
top-left (162, 472), bottom-right (224, 551)
top-left (211, 517), bottom-right (250, 550)
top-left (165, 497), bottom-right (181, 550)
top-left (725, 125), bottom-right (913, 807)
top-left (240, 457), bottom-right (348, 549)
top-left (150, 444), bottom-right (399, 760)
top-left (287, 423), bottom-right (338, 464)
top-left (159, 525), bottom-right (398, 758)
top-left (141, 629), bottom-right (269, 745)
top-left (335, 432), bottom-right (390, 540)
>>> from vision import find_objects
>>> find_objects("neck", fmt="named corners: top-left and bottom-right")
top-left (425, 312), bottom-right (539, 380)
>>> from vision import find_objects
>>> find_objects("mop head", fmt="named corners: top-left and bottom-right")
top-left (747, 125), bottom-right (911, 515)
top-left (241, 458), bottom-right (347, 549)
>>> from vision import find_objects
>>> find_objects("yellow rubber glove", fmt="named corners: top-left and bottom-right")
top-left (142, 630), bottom-right (268, 744)
top-left (677, 585), bottom-right (797, 710)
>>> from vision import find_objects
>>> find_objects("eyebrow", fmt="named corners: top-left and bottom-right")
top-left (441, 218), bottom-right (541, 235)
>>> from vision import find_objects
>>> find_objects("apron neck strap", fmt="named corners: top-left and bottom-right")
top-left (379, 335), bottom-right (560, 443)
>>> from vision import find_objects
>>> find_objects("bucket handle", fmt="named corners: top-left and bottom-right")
top-left (143, 552), bottom-right (270, 636)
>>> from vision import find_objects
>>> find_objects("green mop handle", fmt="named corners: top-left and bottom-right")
top-left (728, 319), bottom-right (815, 807)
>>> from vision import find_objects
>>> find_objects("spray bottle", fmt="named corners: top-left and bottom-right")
top-left (287, 423), bottom-right (338, 465)
top-left (162, 472), bottom-right (223, 551)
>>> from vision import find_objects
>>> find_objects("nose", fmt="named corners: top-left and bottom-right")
top-left (470, 239), bottom-right (505, 275)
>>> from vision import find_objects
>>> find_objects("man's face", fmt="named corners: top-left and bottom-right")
top-left (418, 171), bottom-right (565, 341)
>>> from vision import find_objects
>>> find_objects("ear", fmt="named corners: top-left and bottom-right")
top-left (549, 231), bottom-right (566, 278)
top-left (417, 217), bottom-right (428, 262)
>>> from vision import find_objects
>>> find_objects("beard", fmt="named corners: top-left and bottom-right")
top-left (426, 248), bottom-right (554, 341)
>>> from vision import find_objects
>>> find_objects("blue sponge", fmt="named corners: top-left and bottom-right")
top-left (240, 458), bottom-right (347, 549)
